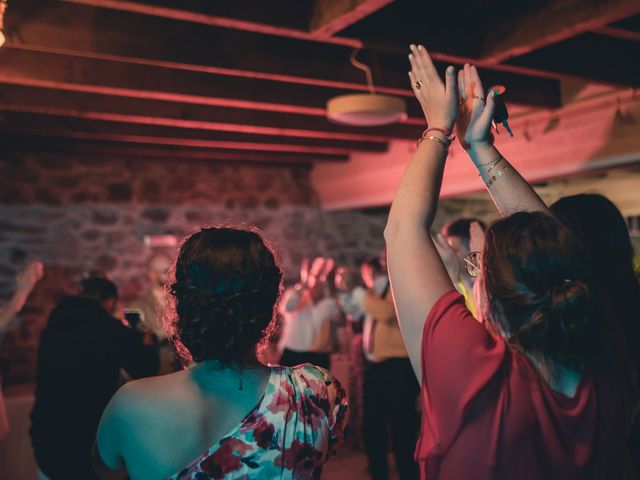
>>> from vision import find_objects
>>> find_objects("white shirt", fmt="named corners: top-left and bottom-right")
top-left (279, 288), bottom-right (340, 353)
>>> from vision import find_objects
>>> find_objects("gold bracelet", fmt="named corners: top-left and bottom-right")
top-left (423, 135), bottom-right (449, 152)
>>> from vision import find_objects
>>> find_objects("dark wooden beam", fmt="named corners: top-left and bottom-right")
top-left (505, 33), bottom-right (640, 88)
top-left (595, 26), bottom-right (640, 43)
top-left (0, 85), bottom-right (422, 141)
top-left (481, 0), bottom-right (640, 64)
top-left (6, 1), bottom-right (561, 109)
top-left (309, 0), bottom-right (394, 37)
top-left (0, 134), bottom-right (348, 165)
top-left (59, 0), bottom-right (349, 46)
top-left (0, 47), bottom-right (425, 120)
top-left (0, 113), bottom-right (389, 155)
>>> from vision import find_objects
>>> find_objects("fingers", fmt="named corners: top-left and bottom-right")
top-left (469, 65), bottom-right (485, 98)
top-left (445, 65), bottom-right (457, 101)
top-left (477, 90), bottom-right (497, 133)
top-left (463, 64), bottom-right (473, 99)
top-left (408, 70), bottom-right (421, 97)
top-left (409, 44), bottom-right (439, 84)
top-left (458, 68), bottom-right (466, 101)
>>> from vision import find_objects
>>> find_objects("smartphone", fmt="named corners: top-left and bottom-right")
top-left (124, 309), bottom-right (144, 331)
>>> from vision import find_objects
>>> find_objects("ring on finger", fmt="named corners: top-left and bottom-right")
top-left (415, 80), bottom-right (424, 90)
top-left (473, 96), bottom-right (486, 102)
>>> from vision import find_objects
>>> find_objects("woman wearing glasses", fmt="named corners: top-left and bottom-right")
top-left (385, 45), bottom-right (637, 479)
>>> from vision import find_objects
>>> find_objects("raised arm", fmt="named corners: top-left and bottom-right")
top-left (384, 45), bottom-right (458, 380)
top-left (456, 64), bottom-right (548, 217)
top-left (0, 261), bottom-right (43, 333)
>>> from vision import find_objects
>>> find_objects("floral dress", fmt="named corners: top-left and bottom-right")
top-left (169, 365), bottom-right (350, 480)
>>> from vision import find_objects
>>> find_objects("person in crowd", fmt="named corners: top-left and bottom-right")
top-left (93, 227), bottom-right (349, 479)
top-left (551, 193), bottom-right (640, 474)
top-left (384, 45), bottom-right (637, 479)
top-left (439, 218), bottom-right (485, 316)
top-left (0, 261), bottom-right (43, 337)
top-left (278, 256), bottom-right (341, 370)
top-left (0, 261), bottom-right (43, 439)
top-left (30, 276), bottom-right (159, 480)
top-left (130, 253), bottom-right (178, 375)
top-left (360, 256), bottom-right (419, 480)
top-left (335, 265), bottom-right (367, 450)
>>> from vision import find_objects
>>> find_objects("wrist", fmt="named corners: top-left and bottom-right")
top-left (467, 142), bottom-right (496, 160)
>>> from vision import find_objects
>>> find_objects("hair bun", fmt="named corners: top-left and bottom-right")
top-left (549, 279), bottom-right (590, 335)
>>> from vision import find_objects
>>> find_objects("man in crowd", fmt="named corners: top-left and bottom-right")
top-left (130, 253), bottom-right (177, 374)
top-left (0, 261), bottom-right (43, 439)
top-left (30, 276), bottom-right (158, 480)
top-left (360, 256), bottom-right (419, 480)
top-left (439, 218), bottom-right (486, 317)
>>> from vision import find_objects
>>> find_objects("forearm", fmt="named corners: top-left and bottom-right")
top-left (0, 291), bottom-right (29, 330)
top-left (468, 143), bottom-right (548, 217)
top-left (386, 135), bottom-right (448, 240)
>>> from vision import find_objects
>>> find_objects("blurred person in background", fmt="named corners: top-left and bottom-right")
top-left (30, 275), bottom-right (158, 480)
top-left (335, 265), bottom-right (367, 449)
top-left (360, 256), bottom-right (420, 480)
top-left (551, 193), bottom-right (640, 476)
top-left (279, 257), bottom-right (341, 370)
top-left (439, 218), bottom-right (486, 317)
top-left (0, 261), bottom-right (43, 439)
top-left (130, 253), bottom-right (178, 375)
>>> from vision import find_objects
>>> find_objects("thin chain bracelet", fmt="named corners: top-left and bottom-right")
top-left (476, 154), bottom-right (504, 169)
top-left (424, 135), bottom-right (449, 152)
top-left (486, 164), bottom-right (510, 189)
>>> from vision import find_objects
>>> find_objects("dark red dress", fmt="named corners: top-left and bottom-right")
top-left (417, 290), bottom-right (637, 479)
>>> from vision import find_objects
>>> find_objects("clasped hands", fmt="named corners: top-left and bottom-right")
top-left (408, 44), bottom-right (496, 152)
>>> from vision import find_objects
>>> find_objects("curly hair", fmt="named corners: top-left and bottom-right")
top-left (477, 212), bottom-right (603, 368)
top-left (167, 226), bottom-right (283, 365)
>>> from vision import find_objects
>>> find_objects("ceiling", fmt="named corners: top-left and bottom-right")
top-left (0, 0), bottom-right (639, 165)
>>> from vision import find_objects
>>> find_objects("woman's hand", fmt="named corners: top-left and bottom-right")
top-left (409, 45), bottom-right (458, 131)
top-left (456, 64), bottom-right (497, 150)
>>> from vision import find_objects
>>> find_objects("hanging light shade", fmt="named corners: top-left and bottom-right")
top-left (326, 49), bottom-right (407, 127)
top-left (0, 0), bottom-right (7, 48)
top-left (327, 93), bottom-right (407, 126)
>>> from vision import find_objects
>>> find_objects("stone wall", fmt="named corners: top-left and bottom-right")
top-left (0, 152), bottom-right (495, 383)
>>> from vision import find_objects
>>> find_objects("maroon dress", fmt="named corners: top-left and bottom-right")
top-left (417, 290), bottom-right (637, 479)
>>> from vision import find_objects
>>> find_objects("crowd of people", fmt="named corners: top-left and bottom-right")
top-left (0, 44), bottom-right (638, 479)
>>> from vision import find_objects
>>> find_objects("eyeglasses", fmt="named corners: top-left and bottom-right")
top-left (463, 251), bottom-right (481, 278)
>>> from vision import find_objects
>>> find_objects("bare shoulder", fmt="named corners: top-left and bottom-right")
top-left (111, 369), bottom-right (192, 420)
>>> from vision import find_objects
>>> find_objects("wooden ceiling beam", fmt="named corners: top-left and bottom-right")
top-left (0, 85), bottom-right (422, 142)
top-left (59, 0), bottom-right (355, 46)
top-left (309, 0), bottom-right (395, 37)
top-left (481, 0), bottom-right (640, 65)
top-left (0, 48), bottom-right (420, 120)
top-left (0, 134), bottom-right (349, 165)
top-left (6, 1), bottom-right (561, 109)
top-left (505, 33), bottom-right (640, 88)
top-left (0, 113), bottom-right (389, 155)
top-left (595, 26), bottom-right (640, 43)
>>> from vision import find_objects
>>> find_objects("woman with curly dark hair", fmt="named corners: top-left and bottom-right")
top-left (92, 227), bottom-right (349, 480)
